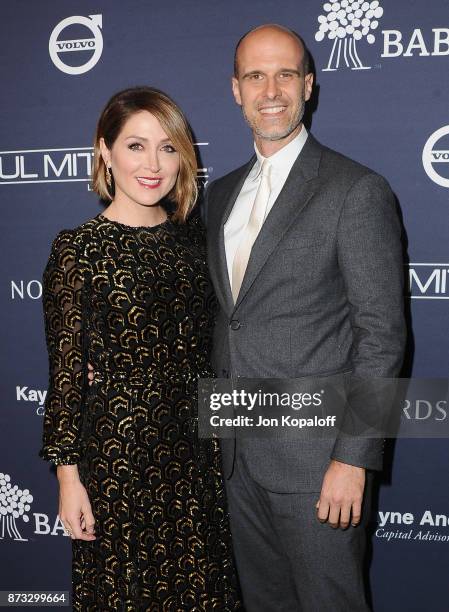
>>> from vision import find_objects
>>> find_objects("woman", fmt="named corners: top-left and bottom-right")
top-left (40, 87), bottom-right (241, 611)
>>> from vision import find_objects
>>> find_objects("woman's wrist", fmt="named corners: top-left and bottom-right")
top-left (56, 464), bottom-right (80, 484)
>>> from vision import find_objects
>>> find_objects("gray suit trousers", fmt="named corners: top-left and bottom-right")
top-left (225, 450), bottom-right (373, 612)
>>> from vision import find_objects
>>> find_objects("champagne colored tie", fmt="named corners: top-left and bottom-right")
top-left (232, 159), bottom-right (272, 303)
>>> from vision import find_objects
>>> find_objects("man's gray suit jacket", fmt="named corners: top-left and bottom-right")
top-left (204, 134), bottom-right (406, 492)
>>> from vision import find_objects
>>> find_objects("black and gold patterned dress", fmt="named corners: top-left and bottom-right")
top-left (39, 213), bottom-right (241, 611)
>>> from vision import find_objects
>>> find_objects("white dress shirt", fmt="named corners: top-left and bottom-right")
top-left (224, 126), bottom-right (308, 285)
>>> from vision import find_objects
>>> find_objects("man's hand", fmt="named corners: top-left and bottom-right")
top-left (316, 459), bottom-right (365, 529)
top-left (87, 362), bottom-right (94, 386)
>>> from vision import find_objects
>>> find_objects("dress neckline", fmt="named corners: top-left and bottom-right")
top-left (97, 213), bottom-right (172, 231)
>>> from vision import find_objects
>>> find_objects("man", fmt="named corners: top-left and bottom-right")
top-left (204, 24), bottom-right (405, 611)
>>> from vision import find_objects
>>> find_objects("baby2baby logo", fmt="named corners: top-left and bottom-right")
top-left (315, 0), bottom-right (384, 71)
top-left (314, 1), bottom-right (449, 71)
top-left (0, 472), bottom-right (66, 542)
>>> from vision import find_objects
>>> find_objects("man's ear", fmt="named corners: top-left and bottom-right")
top-left (304, 73), bottom-right (314, 103)
top-left (232, 77), bottom-right (242, 106)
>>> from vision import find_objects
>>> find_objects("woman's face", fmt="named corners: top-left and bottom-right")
top-left (100, 110), bottom-right (180, 208)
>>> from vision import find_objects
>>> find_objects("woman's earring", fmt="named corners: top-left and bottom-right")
top-left (106, 165), bottom-right (112, 187)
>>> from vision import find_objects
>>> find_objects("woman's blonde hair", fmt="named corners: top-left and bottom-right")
top-left (92, 87), bottom-right (198, 222)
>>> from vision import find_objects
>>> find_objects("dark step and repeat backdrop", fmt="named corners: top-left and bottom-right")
top-left (1, 1), bottom-right (448, 610)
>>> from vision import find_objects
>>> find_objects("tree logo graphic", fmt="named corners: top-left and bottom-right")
top-left (0, 472), bottom-right (33, 542)
top-left (315, 1), bottom-right (384, 71)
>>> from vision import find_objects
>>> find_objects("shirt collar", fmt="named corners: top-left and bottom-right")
top-left (250, 126), bottom-right (308, 181)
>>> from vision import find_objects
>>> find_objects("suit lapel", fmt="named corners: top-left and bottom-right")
top-left (208, 157), bottom-right (256, 314)
top-left (234, 135), bottom-right (323, 309)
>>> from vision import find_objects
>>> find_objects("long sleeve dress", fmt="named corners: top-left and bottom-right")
top-left (39, 213), bottom-right (242, 611)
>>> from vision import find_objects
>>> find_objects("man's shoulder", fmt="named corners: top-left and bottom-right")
top-left (206, 136), bottom-right (390, 197)
top-left (314, 136), bottom-right (389, 187)
top-left (207, 158), bottom-right (254, 196)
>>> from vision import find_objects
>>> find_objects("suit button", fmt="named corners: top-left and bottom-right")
top-left (230, 319), bottom-right (241, 330)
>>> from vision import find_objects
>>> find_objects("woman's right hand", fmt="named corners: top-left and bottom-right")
top-left (57, 465), bottom-right (96, 541)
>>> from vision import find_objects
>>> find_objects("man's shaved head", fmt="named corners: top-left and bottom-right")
top-left (234, 24), bottom-right (311, 78)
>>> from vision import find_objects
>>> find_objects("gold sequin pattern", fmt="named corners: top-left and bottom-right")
top-left (40, 214), bottom-right (242, 611)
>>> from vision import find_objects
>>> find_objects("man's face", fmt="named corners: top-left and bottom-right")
top-left (232, 29), bottom-right (313, 145)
